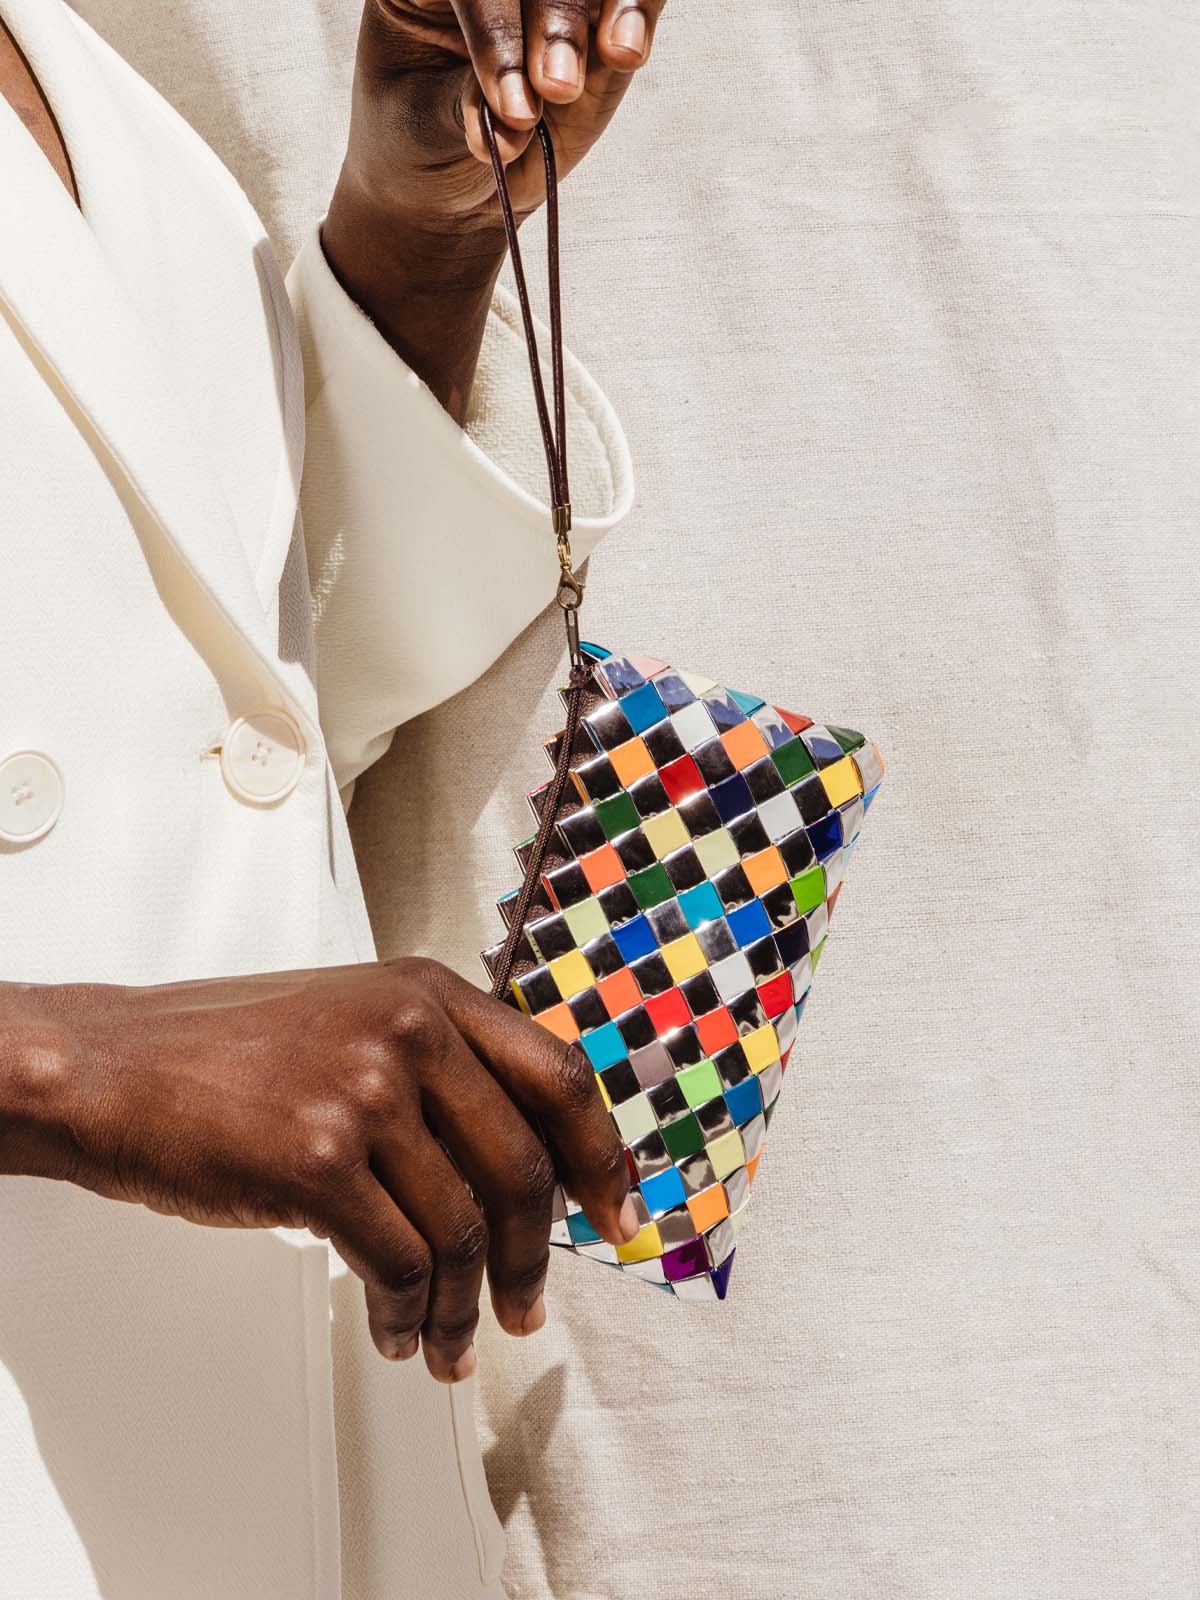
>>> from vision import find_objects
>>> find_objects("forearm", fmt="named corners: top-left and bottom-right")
top-left (0, 983), bottom-right (75, 1180)
top-left (320, 175), bottom-right (510, 425)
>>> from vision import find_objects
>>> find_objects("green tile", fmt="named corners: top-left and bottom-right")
top-left (660, 1111), bottom-right (706, 1161)
top-left (628, 862), bottom-right (674, 910)
top-left (772, 737), bottom-right (816, 786)
top-left (790, 864), bottom-right (826, 915)
top-left (676, 1058), bottom-right (722, 1108)
top-left (828, 724), bottom-right (866, 754)
top-left (810, 935), bottom-right (827, 972)
top-left (594, 791), bottom-right (641, 840)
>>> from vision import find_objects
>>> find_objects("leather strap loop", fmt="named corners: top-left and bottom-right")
top-left (480, 103), bottom-right (596, 999)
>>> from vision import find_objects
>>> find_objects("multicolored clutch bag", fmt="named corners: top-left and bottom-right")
top-left (481, 643), bottom-right (883, 1300)
top-left (477, 110), bottom-right (884, 1301)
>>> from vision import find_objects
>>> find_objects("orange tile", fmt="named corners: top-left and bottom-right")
top-left (579, 841), bottom-right (626, 893)
top-left (609, 737), bottom-right (656, 788)
top-left (743, 845), bottom-right (787, 896)
top-left (827, 883), bottom-right (843, 920)
top-left (687, 1184), bottom-right (731, 1232)
top-left (537, 1002), bottom-right (581, 1043)
top-left (746, 1151), bottom-right (762, 1186)
top-left (596, 967), bottom-right (641, 1019)
top-left (695, 1006), bottom-right (738, 1056)
top-left (721, 720), bottom-right (770, 770)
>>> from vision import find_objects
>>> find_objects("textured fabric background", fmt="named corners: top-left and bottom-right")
top-left (71, 4), bottom-right (1200, 1597)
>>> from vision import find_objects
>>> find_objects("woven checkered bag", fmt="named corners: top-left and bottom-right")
top-left (482, 644), bottom-right (883, 1300)
top-left (477, 110), bottom-right (884, 1300)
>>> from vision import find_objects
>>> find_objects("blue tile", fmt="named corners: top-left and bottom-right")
top-left (726, 897), bottom-right (772, 948)
top-left (724, 1075), bottom-right (763, 1126)
top-left (677, 881), bottom-right (725, 930)
top-left (611, 913), bottom-right (658, 964)
top-left (710, 1249), bottom-right (736, 1299)
top-left (710, 772), bottom-right (755, 824)
top-left (775, 918), bottom-right (810, 968)
top-left (567, 1210), bottom-right (603, 1245)
top-left (619, 681), bottom-right (669, 733)
top-left (581, 1021), bottom-right (628, 1071)
top-left (728, 688), bottom-right (766, 716)
top-left (639, 1165), bottom-right (687, 1216)
top-left (806, 811), bottom-right (843, 861)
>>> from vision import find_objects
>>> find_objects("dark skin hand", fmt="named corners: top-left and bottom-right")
top-left (1, 961), bottom-right (638, 1381)
top-left (323, 0), bottom-right (664, 417)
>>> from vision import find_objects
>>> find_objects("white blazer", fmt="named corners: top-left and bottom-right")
top-left (0, 2), bottom-right (633, 1596)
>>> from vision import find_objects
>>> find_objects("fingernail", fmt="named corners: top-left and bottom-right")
top-left (392, 1335), bottom-right (419, 1361)
top-left (612, 8), bottom-right (647, 57)
top-left (499, 73), bottom-right (536, 124)
top-left (520, 1296), bottom-right (547, 1336)
top-left (544, 39), bottom-right (580, 89)
top-left (449, 1345), bottom-right (477, 1383)
top-left (618, 1194), bottom-right (641, 1243)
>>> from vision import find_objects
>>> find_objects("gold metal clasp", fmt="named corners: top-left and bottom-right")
top-left (552, 500), bottom-right (583, 609)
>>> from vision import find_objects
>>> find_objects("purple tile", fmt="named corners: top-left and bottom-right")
top-left (662, 1238), bottom-right (709, 1281)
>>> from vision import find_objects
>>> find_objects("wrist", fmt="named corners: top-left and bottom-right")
top-left (321, 172), bottom-right (512, 423)
top-left (324, 165), bottom-right (511, 299)
top-left (0, 982), bottom-right (84, 1179)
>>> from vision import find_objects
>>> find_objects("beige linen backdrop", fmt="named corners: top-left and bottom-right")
top-left (70, 4), bottom-right (1198, 1596)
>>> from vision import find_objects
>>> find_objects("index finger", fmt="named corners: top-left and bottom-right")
top-left (432, 969), bottom-right (639, 1248)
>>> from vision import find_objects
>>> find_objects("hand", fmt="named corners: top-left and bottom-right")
top-left (338, 0), bottom-right (665, 236)
top-left (0, 959), bottom-right (636, 1380)
top-left (320, 1), bottom-right (665, 418)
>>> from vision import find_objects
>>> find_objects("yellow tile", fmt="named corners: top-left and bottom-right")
top-left (595, 1073), bottom-right (613, 1111)
top-left (563, 896), bottom-right (609, 946)
top-left (820, 754), bottom-right (863, 808)
top-left (705, 1129), bottom-right (745, 1180)
top-left (642, 807), bottom-right (689, 858)
top-left (616, 1223), bottom-right (663, 1264)
top-left (548, 947), bottom-right (593, 999)
top-left (743, 1023), bottom-right (781, 1074)
top-left (661, 933), bottom-right (707, 983)
top-left (511, 979), bottom-right (531, 1014)
top-left (693, 826), bottom-right (739, 876)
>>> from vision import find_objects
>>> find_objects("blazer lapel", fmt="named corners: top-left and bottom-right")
top-left (0, 0), bottom-right (320, 738)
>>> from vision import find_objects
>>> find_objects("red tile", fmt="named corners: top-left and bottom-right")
top-left (777, 707), bottom-right (814, 735)
top-left (645, 986), bottom-right (691, 1033)
top-left (756, 973), bottom-right (794, 1019)
top-left (659, 754), bottom-right (705, 805)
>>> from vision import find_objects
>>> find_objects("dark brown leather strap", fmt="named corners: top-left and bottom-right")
top-left (479, 102), bottom-right (585, 657)
top-left (479, 103), bottom-right (568, 517)
top-left (480, 102), bottom-right (592, 1000)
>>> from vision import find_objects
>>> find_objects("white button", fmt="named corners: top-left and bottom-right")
top-left (0, 751), bottom-right (64, 844)
top-left (220, 710), bottom-right (306, 804)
